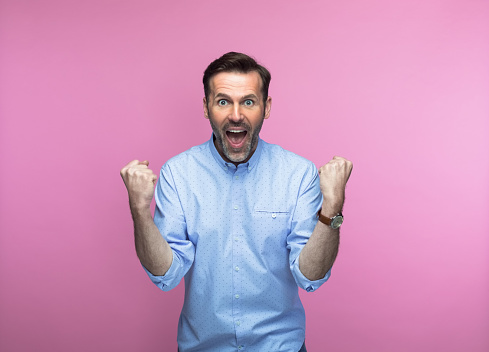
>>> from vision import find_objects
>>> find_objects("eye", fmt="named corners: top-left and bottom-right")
top-left (218, 99), bottom-right (228, 106)
top-left (244, 99), bottom-right (254, 106)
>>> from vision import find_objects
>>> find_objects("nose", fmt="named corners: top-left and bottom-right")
top-left (229, 104), bottom-right (243, 123)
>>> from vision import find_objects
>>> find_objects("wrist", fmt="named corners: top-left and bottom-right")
top-left (317, 209), bottom-right (344, 229)
top-left (321, 199), bottom-right (343, 218)
top-left (129, 202), bottom-right (152, 219)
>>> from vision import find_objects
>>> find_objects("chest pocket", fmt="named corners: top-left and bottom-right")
top-left (250, 206), bottom-right (292, 264)
top-left (254, 208), bottom-right (289, 219)
top-left (253, 205), bottom-right (291, 235)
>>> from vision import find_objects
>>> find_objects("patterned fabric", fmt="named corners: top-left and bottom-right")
top-left (144, 136), bottom-right (330, 352)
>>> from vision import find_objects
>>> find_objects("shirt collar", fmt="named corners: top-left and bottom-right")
top-left (208, 134), bottom-right (263, 172)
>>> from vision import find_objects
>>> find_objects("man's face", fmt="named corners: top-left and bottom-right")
top-left (203, 71), bottom-right (272, 164)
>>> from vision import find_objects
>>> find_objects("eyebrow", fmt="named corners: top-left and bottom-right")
top-left (214, 93), bottom-right (259, 101)
top-left (214, 93), bottom-right (231, 100)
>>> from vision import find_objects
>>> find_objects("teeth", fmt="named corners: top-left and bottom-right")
top-left (228, 130), bottom-right (245, 133)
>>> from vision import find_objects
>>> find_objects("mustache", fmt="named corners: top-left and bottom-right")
top-left (223, 122), bottom-right (251, 131)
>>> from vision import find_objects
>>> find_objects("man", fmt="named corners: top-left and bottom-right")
top-left (120, 52), bottom-right (352, 352)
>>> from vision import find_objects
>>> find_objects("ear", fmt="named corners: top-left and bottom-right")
top-left (264, 96), bottom-right (272, 119)
top-left (203, 97), bottom-right (209, 119)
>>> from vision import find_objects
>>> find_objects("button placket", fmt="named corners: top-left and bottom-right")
top-left (231, 167), bottom-right (244, 341)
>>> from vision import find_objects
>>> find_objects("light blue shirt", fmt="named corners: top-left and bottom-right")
top-left (144, 136), bottom-right (330, 352)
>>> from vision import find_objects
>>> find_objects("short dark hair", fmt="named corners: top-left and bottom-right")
top-left (203, 52), bottom-right (271, 104)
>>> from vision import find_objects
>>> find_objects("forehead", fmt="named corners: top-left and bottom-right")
top-left (209, 71), bottom-right (263, 98)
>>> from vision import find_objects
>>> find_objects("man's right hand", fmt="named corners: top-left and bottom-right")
top-left (120, 160), bottom-right (158, 212)
top-left (120, 160), bottom-right (172, 275)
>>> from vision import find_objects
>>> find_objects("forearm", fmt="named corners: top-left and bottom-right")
top-left (299, 155), bottom-right (352, 281)
top-left (298, 206), bottom-right (340, 281)
top-left (131, 207), bottom-right (173, 276)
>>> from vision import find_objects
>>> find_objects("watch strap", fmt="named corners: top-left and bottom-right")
top-left (317, 209), bottom-right (343, 228)
top-left (317, 210), bottom-right (332, 226)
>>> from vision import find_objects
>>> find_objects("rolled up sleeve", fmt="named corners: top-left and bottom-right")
top-left (287, 162), bottom-right (331, 292)
top-left (142, 163), bottom-right (195, 291)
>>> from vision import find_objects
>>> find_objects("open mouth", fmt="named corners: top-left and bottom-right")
top-left (225, 130), bottom-right (248, 149)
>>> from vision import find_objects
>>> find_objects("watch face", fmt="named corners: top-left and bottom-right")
top-left (331, 216), bottom-right (344, 229)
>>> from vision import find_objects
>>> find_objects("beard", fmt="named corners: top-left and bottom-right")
top-left (209, 115), bottom-right (265, 164)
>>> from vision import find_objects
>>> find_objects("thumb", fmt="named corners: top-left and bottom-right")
top-left (126, 159), bottom-right (140, 167)
top-left (140, 160), bottom-right (150, 166)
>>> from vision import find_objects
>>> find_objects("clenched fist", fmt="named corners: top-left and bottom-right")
top-left (318, 156), bottom-right (353, 216)
top-left (120, 160), bottom-right (158, 212)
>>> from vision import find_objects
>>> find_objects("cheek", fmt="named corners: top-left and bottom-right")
top-left (249, 112), bottom-right (265, 127)
top-left (210, 115), bottom-right (229, 130)
top-left (209, 109), bottom-right (225, 121)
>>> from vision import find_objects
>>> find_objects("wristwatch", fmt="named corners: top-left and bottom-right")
top-left (317, 210), bottom-right (344, 229)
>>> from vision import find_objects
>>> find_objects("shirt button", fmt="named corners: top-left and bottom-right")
top-left (234, 237), bottom-right (239, 241)
top-left (236, 321), bottom-right (241, 326)
top-left (235, 294), bottom-right (240, 299)
top-left (235, 266), bottom-right (239, 271)
top-left (272, 213), bottom-right (277, 219)
top-left (235, 175), bottom-right (239, 180)
top-left (238, 346), bottom-right (243, 350)
top-left (234, 205), bottom-right (238, 210)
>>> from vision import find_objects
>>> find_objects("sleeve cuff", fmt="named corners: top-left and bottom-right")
top-left (141, 250), bottom-right (181, 291)
top-left (292, 259), bottom-right (331, 292)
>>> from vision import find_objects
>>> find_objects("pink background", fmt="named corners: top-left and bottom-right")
top-left (1, 0), bottom-right (488, 351)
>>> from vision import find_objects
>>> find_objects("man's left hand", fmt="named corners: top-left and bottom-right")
top-left (318, 156), bottom-right (353, 216)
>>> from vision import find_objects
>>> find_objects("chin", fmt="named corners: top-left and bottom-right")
top-left (225, 144), bottom-right (252, 163)
top-left (225, 151), bottom-right (247, 163)
top-left (229, 155), bottom-right (247, 163)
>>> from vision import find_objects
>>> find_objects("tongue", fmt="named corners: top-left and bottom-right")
top-left (227, 131), bottom-right (247, 146)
